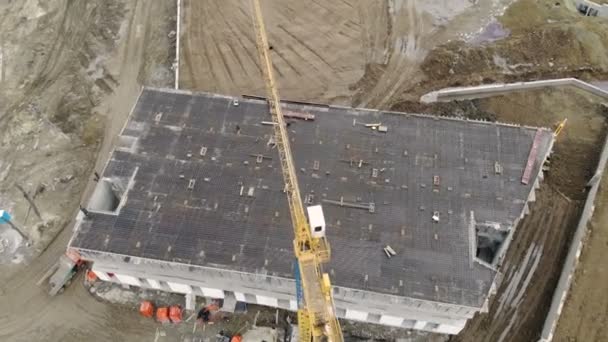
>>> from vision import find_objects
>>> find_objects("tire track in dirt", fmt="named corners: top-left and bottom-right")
top-left (209, 0), bottom-right (260, 82)
top-left (32, 1), bottom-right (93, 90)
top-left (180, 0), bottom-right (363, 102)
top-left (276, 24), bottom-right (335, 72)
top-left (180, 0), bottom-right (197, 90)
top-left (272, 48), bottom-right (304, 78)
top-left (357, 0), bottom-right (428, 109)
top-left (197, 2), bottom-right (228, 93)
top-left (205, 1), bottom-right (242, 90)
top-left (226, 4), bottom-right (265, 78)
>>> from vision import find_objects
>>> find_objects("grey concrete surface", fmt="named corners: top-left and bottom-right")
top-left (421, 78), bottom-right (608, 103)
top-left (71, 87), bottom-right (553, 308)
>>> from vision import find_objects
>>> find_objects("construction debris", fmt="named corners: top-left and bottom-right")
top-left (383, 245), bottom-right (397, 259)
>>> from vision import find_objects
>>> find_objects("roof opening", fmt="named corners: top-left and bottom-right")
top-left (87, 168), bottom-right (137, 214)
top-left (475, 224), bottom-right (508, 264)
top-left (88, 179), bottom-right (123, 213)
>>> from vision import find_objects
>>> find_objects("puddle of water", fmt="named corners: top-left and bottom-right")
top-left (468, 20), bottom-right (511, 45)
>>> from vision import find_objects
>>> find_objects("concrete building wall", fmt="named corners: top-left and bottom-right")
top-left (574, 0), bottom-right (608, 17)
top-left (80, 248), bottom-right (479, 335)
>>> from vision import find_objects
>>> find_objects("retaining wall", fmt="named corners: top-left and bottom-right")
top-left (420, 78), bottom-right (608, 103)
top-left (538, 131), bottom-right (608, 342)
top-left (174, 0), bottom-right (181, 89)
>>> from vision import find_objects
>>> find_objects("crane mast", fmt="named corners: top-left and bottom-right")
top-left (249, 1), bottom-right (343, 341)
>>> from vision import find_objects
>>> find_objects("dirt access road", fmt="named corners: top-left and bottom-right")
top-left (179, 0), bottom-right (516, 107)
top-left (0, 1), bottom-right (176, 341)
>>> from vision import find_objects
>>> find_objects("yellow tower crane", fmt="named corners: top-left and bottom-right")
top-left (249, 1), bottom-right (343, 341)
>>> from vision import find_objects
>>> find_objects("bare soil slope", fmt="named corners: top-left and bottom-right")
top-left (0, 0), bottom-right (176, 341)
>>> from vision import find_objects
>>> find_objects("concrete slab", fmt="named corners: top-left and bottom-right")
top-left (70, 88), bottom-right (553, 308)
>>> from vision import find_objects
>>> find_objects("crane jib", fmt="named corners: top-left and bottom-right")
top-left (249, 0), bottom-right (344, 341)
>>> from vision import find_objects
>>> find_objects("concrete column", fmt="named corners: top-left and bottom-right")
top-left (435, 323), bottom-right (465, 335)
top-left (114, 273), bottom-right (141, 287)
top-left (413, 320), bottom-right (427, 330)
top-left (167, 281), bottom-right (192, 293)
top-left (222, 292), bottom-right (237, 313)
top-left (379, 314), bottom-right (404, 327)
top-left (146, 278), bottom-right (162, 290)
top-left (289, 300), bottom-right (298, 311)
top-left (185, 293), bottom-right (196, 311)
top-left (255, 294), bottom-right (278, 307)
top-left (92, 269), bottom-right (111, 281)
top-left (199, 286), bottom-right (224, 298)
top-left (234, 292), bottom-right (246, 302)
top-left (345, 309), bottom-right (368, 322)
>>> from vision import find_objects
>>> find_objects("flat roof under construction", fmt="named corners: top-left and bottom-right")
top-left (70, 88), bottom-right (554, 308)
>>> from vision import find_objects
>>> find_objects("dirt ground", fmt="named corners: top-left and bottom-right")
top-left (179, 0), bottom-right (517, 107)
top-left (392, 0), bottom-right (608, 106)
top-left (0, 0), bottom-right (177, 341)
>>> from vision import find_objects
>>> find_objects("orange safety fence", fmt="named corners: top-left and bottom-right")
top-left (156, 307), bottom-right (170, 323)
top-left (169, 305), bottom-right (182, 323)
top-left (140, 301), bottom-right (154, 318)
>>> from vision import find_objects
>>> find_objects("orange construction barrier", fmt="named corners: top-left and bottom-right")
top-left (86, 270), bottom-right (98, 283)
top-left (156, 307), bottom-right (170, 323)
top-left (169, 305), bottom-right (182, 323)
top-left (139, 301), bottom-right (154, 318)
top-left (231, 335), bottom-right (243, 342)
